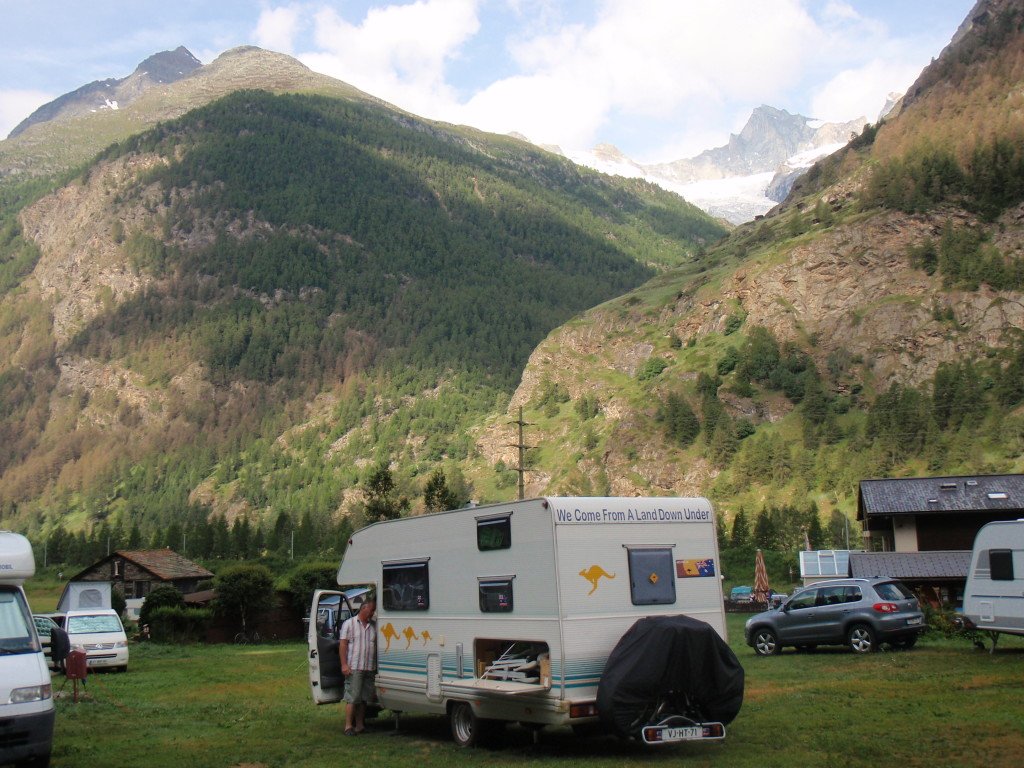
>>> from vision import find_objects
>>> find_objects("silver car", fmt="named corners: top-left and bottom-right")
top-left (744, 577), bottom-right (925, 655)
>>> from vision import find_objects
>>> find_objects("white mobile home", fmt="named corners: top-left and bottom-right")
top-left (0, 532), bottom-right (56, 767)
top-left (308, 496), bottom-right (737, 746)
top-left (963, 519), bottom-right (1024, 650)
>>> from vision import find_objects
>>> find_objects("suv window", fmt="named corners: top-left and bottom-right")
top-left (874, 582), bottom-right (913, 601)
top-left (816, 586), bottom-right (857, 605)
top-left (786, 590), bottom-right (817, 610)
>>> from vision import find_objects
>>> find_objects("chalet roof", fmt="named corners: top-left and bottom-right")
top-left (858, 474), bottom-right (1024, 520)
top-left (119, 549), bottom-right (214, 580)
top-left (72, 549), bottom-right (213, 582)
top-left (848, 551), bottom-right (971, 581)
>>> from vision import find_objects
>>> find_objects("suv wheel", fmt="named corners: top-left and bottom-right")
top-left (752, 628), bottom-right (780, 656)
top-left (847, 624), bottom-right (876, 654)
top-left (890, 635), bottom-right (917, 650)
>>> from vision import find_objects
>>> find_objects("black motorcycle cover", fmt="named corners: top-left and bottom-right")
top-left (596, 614), bottom-right (745, 738)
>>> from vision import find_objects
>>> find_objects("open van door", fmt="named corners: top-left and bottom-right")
top-left (307, 590), bottom-right (355, 704)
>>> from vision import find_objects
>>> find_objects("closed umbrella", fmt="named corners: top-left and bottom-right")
top-left (753, 548), bottom-right (771, 605)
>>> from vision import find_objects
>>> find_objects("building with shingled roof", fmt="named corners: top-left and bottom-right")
top-left (70, 548), bottom-right (214, 601)
top-left (854, 474), bottom-right (1024, 605)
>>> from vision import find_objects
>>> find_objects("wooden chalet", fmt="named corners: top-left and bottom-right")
top-left (70, 548), bottom-right (214, 600)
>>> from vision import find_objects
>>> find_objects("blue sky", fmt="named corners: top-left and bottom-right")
top-left (0, 1), bottom-right (976, 161)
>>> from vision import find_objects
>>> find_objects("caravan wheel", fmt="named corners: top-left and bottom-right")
top-left (450, 701), bottom-right (486, 747)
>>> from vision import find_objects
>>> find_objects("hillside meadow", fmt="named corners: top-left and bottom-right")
top-left (45, 614), bottom-right (1023, 768)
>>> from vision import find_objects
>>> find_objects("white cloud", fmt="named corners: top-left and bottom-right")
top-left (254, 5), bottom-right (304, 54)
top-left (249, 0), bottom-right (967, 162)
top-left (0, 89), bottom-right (53, 139)
top-left (453, 0), bottom-right (822, 158)
top-left (810, 59), bottom-right (923, 124)
top-left (298, 0), bottom-right (481, 116)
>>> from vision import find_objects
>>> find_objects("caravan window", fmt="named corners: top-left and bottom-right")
top-left (990, 550), bottom-right (1015, 581)
top-left (479, 578), bottom-right (514, 612)
top-left (477, 515), bottom-right (512, 551)
top-left (383, 561), bottom-right (430, 611)
top-left (626, 547), bottom-right (677, 606)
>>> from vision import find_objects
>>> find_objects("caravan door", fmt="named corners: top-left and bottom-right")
top-left (307, 590), bottom-right (355, 705)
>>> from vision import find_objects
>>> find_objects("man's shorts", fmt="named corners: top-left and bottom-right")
top-left (343, 670), bottom-right (377, 704)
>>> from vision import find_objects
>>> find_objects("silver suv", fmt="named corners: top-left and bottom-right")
top-left (744, 577), bottom-right (925, 655)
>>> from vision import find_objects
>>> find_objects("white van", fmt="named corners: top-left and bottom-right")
top-left (963, 519), bottom-right (1024, 650)
top-left (64, 609), bottom-right (129, 672)
top-left (309, 496), bottom-right (741, 746)
top-left (0, 531), bottom-right (55, 767)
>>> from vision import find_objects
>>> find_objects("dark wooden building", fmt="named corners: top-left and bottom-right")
top-left (856, 474), bottom-right (1024, 605)
top-left (70, 549), bottom-right (214, 600)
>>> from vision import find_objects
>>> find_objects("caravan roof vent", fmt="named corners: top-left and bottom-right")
top-left (966, 480), bottom-right (978, 486)
top-left (988, 492), bottom-right (1008, 500)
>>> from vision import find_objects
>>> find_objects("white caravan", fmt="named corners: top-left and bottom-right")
top-left (0, 532), bottom-right (55, 767)
top-left (963, 519), bottom-right (1024, 650)
top-left (308, 496), bottom-right (730, 746)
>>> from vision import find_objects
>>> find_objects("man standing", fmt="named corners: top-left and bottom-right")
top-left (338, 597), bottom-right (377, 735)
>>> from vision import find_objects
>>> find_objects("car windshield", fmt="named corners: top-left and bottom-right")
top-left (67, 614), bottom-right (123, 634)
top-left (874, 582), bottom-right (914, 601)
top-left (33, 617), bottom-right (56, 638)
top-left (0, 588), bottom-right (41, 655)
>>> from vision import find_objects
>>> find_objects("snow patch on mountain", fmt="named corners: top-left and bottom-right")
top-left (559, 106), bottom-right (871, 225)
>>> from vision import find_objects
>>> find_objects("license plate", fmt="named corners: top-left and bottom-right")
top-left (642, 722), bottom-right (725, 744)
top-left (906, 617), bottom-right (922, 625)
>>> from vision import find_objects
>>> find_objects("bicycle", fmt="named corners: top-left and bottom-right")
top-left (233, 629), bottom-right (261, 645)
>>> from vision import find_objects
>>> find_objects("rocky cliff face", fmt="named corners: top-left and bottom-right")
top-left (18, 154), bottom-right (165, 346)
top-left (474, 200), bottom-right (1024, 497)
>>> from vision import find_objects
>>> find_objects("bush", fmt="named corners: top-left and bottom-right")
top-left (139, 585), bottom-right (186, 627)
top-left (147, 605), bottom-right (212, 643)
top-left (214, 563), bottom-right (275, 634)
top-left (637, 357), bottom-right (669, 381)
top-left (282, 562), bottom-right (338, 617)
top-left (924, 604), bottom-right (984, 647)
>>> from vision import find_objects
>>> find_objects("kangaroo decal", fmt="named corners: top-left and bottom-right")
top-left (381, 622), bottom-right (401, 652)
top-left (580, 565), bottom-right (616, 595)
top-left (403, 625), bottom-right (420, 648)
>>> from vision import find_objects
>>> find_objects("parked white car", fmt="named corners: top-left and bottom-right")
top-left (65, 609), bottom-right (129, 672)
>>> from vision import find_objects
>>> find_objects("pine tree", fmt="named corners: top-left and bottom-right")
top-left (363, 460), bottom-right (410, 522)
top-left (754, 508), bottom-right (777, 549)
top-left (423, 469), bottom-right (458, 513)
top-left (730, 508), bottom-right (751, 549)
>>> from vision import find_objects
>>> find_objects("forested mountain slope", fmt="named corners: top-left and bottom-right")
top-left (5, 1), bottom-right (1024, 565)
top-left (473, 0), bottom-right (1024, 544)
top-left (0, 85), bottom-right (723, 548)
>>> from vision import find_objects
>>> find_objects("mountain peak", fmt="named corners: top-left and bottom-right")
top-left (132, 46), bottom-right (202, 83)
top-left (7, 46), bottom-right (201, 139)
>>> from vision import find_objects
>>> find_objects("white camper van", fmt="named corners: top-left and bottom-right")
top-left (308, 497), bottom-right (740, 746)
top-left (963, 519), bottom-right (1024, 650)
top-left (0, 531), bottom-right (55, 767)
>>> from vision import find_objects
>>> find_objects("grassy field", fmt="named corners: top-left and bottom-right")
top-left (45, 614), bottom-right (1024, 768)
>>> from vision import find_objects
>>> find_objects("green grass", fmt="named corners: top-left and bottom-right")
top-left (45, 614), bottom-right (1024, 767)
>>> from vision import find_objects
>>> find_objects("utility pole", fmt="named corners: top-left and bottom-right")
top-left (507, 407), bottom-right (533, 500)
